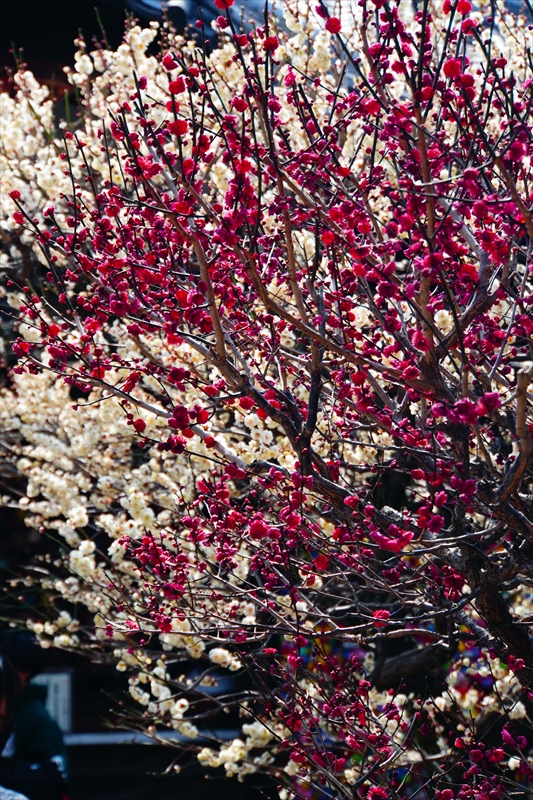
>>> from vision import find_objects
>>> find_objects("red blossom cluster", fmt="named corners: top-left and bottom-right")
top-left (3, 0), bottom-right (533, 797)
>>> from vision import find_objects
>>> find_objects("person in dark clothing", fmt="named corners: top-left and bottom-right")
top-left (0, 655), bottom-right (29, 800)
top-left (0, 633), bottom-right (67, 800)
top-left (0, 655), bottom-right (20, 752)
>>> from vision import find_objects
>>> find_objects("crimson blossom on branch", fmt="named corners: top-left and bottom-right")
top-left (1, 0), bottom-right (533, 797)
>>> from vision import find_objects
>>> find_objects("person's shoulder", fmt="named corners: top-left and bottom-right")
top-left (15, 686), bottom-right (65, 751)
top-left (18, 684), bottom-right (47, 704)
top-left (16, 689), bottom-right (51, 722)
top-left (16, 700), bottom-right (63, 737)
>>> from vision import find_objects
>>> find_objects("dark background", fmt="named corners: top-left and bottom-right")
top-left (0, 1), bottom-right (136, 91)
top-left (68, 746), bottom-right (277, 800)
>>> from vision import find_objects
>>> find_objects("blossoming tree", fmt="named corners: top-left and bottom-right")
top-left (1, 0), bottom-right (533, 796)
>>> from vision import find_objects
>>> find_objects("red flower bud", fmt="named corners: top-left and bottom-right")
top-left (373, 609), bottom-right (390, 627)
top-left (239, 396), bottom-right (255, 410)
top-left (263, 36), bottom-right (279, 52)
top-left (443, 58), bottom-right (462, 79)
top-left (325, 17), bottom-right (341, 33)
top-left (168, 119), bottom-right (188, 136)
top-left (162, 53), bottom-right (178, 70)
top-left (314, 554), bottom-right (329, 570)
top-left (169, 77), bottom-right (186, 95)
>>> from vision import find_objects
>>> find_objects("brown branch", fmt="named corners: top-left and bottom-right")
top-left (277, 178), bottom-right (310, 325)
top-left (496, 366), bottom-right (533, 503)
top-left (475, 579), bottom-right (533, 687)
top-left (372, 644), bottom-right (448, 690)
top-left (496, 157), bottom-right (533, 243)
